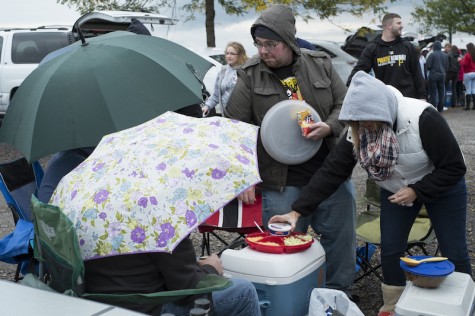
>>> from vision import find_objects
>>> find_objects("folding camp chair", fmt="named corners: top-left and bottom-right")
top-left (28, 196), bottom-right (232, 311)
top-left (198, 194), bottom-right (264, 256)
top-left (0, 157), bottom-right (44, 281)
top-left (355, 178), bottom-right (438, 283)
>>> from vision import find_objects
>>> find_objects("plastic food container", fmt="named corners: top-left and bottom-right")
top-left (245, 232), bottom-right (314, 254)
top-left (400, 255), bottom-right (455, 288)
top-left (268, 222), bottom-right (291, 236)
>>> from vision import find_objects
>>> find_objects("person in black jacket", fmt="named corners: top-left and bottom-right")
top-left (271, 71), bottom-right (472, 316)
top-left (347, 13), bottom-right (426, 100)
top-left (426, 40), bottom-right (448, 112)
top-left (446, 45), bottom-right (461, 107)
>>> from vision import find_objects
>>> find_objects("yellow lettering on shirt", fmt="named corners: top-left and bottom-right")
top-left (376, 54), bottom-right (407, 67)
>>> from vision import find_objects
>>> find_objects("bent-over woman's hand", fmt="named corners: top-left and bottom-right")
top-left (268, 211), bottom-right (301, 231)
top-left (388, 187), bottom-right (417, 207)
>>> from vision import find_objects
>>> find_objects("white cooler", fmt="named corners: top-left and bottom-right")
top-left (221, 241), bottom-right (326, 316)
top-left (395, 272), bottom-right (475, 316)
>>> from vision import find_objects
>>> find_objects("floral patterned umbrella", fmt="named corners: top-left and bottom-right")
top-left (50, 111), bottom-right (261, 260)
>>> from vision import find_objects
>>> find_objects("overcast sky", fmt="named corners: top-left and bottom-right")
top-left (1, 0), bottom-right (472, 51)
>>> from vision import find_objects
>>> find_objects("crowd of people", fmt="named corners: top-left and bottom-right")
top-left (35, 6), bottom-right (473, 316)
top-left (418, 37), bottom-right (475, 111)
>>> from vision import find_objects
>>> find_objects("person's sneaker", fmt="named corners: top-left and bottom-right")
top-left (443, 107), bottom-right (448, 111)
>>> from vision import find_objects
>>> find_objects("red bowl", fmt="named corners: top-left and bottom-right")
top-left (283, 233), bottom-right (314, 253)
top-left (245, 232), bottom-right (284, 253)
top-left (245, 232), bottom-right (314, 254)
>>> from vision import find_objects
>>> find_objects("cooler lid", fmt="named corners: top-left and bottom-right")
top-left (221, 240), bottom-right (325, 278)
top-left (396, 272), bottom-right (475, 316)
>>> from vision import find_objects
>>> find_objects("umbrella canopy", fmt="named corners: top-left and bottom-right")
top-left (50, 111), bottom-right (261, 260)
top-left (0, 31), bottom-right (213, 162)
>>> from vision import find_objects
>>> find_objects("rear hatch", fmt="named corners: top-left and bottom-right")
top-left (72, 11), bottom-right (178, 39)
top-left (341, 26), bottom-right (382, 59)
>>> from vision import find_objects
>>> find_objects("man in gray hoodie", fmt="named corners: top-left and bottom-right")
top-left (225, 4), bottom-right (357, 295)
top-left (426, 40), bottom-right (448, 112)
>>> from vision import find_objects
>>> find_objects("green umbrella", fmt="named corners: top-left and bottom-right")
top-left (0, 31), bottom-right (213, 162)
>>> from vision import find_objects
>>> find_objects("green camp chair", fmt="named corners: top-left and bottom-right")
top-left (355, 178), bottom-right (438, 282)
top-left (27, 196), bottom-right (232, 309)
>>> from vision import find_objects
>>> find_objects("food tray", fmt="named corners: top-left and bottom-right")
top-left (245, 232), bottom-right (314, 254)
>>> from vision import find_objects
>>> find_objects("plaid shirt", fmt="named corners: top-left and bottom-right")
top-left (358, 124), bottom-right (399, 181)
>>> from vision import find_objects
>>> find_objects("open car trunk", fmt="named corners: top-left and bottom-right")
top-left (72, 11), bottom-right (178, 40)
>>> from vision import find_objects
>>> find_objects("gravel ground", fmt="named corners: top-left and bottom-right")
top-left (0, 106), bottom-right (474, 315)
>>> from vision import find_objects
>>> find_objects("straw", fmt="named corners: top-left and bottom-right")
top-left (254, 221), bottom-right (264, 233)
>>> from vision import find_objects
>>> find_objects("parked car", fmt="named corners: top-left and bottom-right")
top-left (0, 11), bottom-right (176, 117)
top-left (192, 47), bottom-right (226, 65)
top-left (307, 39), bottom-right (358, 82)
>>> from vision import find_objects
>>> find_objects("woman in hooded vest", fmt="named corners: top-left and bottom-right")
top-left (270, 71), bottom-right (472, 316)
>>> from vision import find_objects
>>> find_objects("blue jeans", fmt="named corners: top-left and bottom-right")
top-left (380, 178), bottom-right (472, 286)
top-left (160, 278), bottom-right (261, 316)
top-left (428, 74), bottom-right (446, 112)
top-left (262, 181), bottom-right (357, 290)
top-left (464, 72), bottom-right (475, 94)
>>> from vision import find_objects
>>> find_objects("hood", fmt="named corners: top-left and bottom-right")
top-left (250, 4), bottom-right (300, 56)
top-left (339, 71), bottom-right (398, 126)
top-left (433, 40), bottom-right (442, 51)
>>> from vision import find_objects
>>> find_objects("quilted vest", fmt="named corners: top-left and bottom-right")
top-left (378, 87), bottom-right (434, 193)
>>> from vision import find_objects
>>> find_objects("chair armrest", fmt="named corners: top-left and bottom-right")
top-left (83, 274), bottom-right (232, 306)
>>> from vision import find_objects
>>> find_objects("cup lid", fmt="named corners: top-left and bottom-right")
top-left (400, 255), bottom-right (455, 277)
top-left (268, 222), bottom-right (291, 232)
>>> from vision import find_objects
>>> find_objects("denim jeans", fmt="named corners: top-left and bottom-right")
top-left (380, 178), bottom-right (472, 286)
top-left (262, 181), bottom-right (357, 290)
top-left (463, 72), bottom-right (475, 94)
top-left (160, 278), bottom-right (261, 316)
top-left (428, 74), bottom-right (446, 112)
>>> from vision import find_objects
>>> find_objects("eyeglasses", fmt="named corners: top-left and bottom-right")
top-left (253, 41), bottom-right (280, 51)
top-left (225, 52), bottom-right (238, 56)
